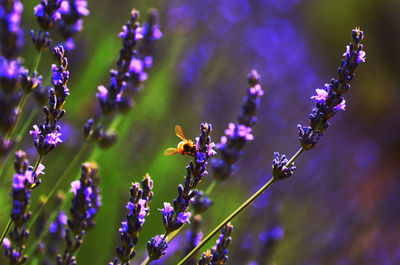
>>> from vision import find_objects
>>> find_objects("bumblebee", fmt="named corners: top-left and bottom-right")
top-left (164, 125), bottom-right (197, 157)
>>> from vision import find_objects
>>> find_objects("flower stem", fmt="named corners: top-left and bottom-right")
top-left (0, 107), bottom-right (39, 186)
top-left (177, 147), bottom-right (304, 265)
top-left (32, 51), bottom-right (42, 74)
top-left (0, 219), bottom-right (12, 246)
top-left (204, 179), bottom-right (217, 195)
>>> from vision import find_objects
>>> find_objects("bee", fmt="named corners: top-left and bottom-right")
top-left (164, 125), bottom-right (197, 157)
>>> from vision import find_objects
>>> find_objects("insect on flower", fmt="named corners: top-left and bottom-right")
top-left (164, 125), bottom-right (197, 157)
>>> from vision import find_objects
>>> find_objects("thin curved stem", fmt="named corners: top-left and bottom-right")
top-left (204, 179), bottom-right (217, 195)
top-left (32, 51), bottom-right (42, 74)
top-left (0, 219), bottom-right (12, 246)
top-left (0, 106), bottom-right (38, 186)
top-left (177, 147), bottom-right (304, 264)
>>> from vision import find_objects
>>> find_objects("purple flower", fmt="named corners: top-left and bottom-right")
top-left (12, 173), bottom-right (25, 189)
top-left (144, 56), bottom-right (153, 68)
top-left (29, 125), bottom-right (40, 139)
top-left (249, 84), bottom-right (264, 97)
top-left (119, 221), bottom-right (128, 233)
top-left (35, 164), bottom-right (45, 176)
top-left (224, 123), bottom-right (254, 141)
top-left (343, 45), bottom-right (351, 58)
top-left (137, 199), bottom-right (148, 221)
top-left (3, 238), bottom-right (10, 249)
top-left (70, 180), bottom-right (81, 195)
top-left (96, 85), bottom-right (108, 101)
top-left (44, 132), bottom-right (62, 145)
top-left (126, 201), bottom-right (135, 212)
top-left (310, 88), bottom-right (328, 102)
top-left (60, 0), bottom-right (89, 16)
top-left (357, 50), bottom-right (366, 64)
top-left (334, 99), bottom-right (346, 111)
top-left (59, 211), bottom-right (67, 226)
top-left (84, 186), bottom-right (92, 200)
top-left (135, 26), bottom-right (144, 41)
top-left (33, 4), bottom-right (45, 17)
top-left (160, 202), bottom-right (174, 216)
top-left (177, 212), bottom-right (191, 224)
top-left (129, 58), bottom-right (143, 74)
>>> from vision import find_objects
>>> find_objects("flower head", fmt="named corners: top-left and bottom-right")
top-left (310, 88), bottom-right (328, 102)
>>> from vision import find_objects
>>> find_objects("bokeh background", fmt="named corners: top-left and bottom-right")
top-left (1, 0), bottom-right (400, 264)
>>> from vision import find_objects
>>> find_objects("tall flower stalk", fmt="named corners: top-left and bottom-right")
top-left (110, 174), bottom-right (153, 265)
top-left (2, 150), bottom-right (45, 264)
top-left (144, 123), bottom-right (215, 264)
top-left (178, 27), bottom-right (366, 265)
top-left (57, 162), bottom-right (101, 265)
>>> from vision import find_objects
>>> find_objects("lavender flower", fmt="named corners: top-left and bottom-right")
top-left (57, 162), bottom-right (101, 265)
top-left (111, 174), bottom-right (153, 264)
top-left (58, 0), bottom-right (90, 50)
top-left (271, 152), bottom-right (296, 181)
top-left (160, 123), bottom-right (215, 233)
top-left (212, 70), bottom-right (263, 181)
top-left (198, 223), bottom-right (234, 265)
top-left (88, 9), bottom-right (162, 148)
top-left (96, 9), bottom-right (144, 115)
top-left (34, 0), bottom-right (62, 31)
top-left (3, 150), bottom-right (45, 264)
top-left (298, 28), bottom-right (366, 150)
top-left (30, 45), bottom-right (69, 156)
top-left (146, 235), bottom-right (168, 261)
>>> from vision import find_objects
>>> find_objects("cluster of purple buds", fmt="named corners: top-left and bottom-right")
top-left (57, 162), bottom-right (101, 265)
top-left (30, 45), bottom-right (69, 156)
top-left (212, 70), bottom-right (263, 182)
top-left (58, 0), bottom-right (90, 50)
top-left (298, 28), bottom-right (366, 150)
top-left (111, 174), bottom-right (153, 264)
top-left (198, 222), bottom-right (234, 265)
top-left (3, 150), bottom-right (45, 264)
top-left (271, 152), bottom-right (296, 181)
top-left (96, 9), bottom-right (161, 116)
top-left (0, 0), bottom-right (25, 154)
top-left (146, 235), bottom-right (168, 261)
top-left (160, 123), bottom-right (215, 233)
top-left (32, 0), bottom-right (62, 51)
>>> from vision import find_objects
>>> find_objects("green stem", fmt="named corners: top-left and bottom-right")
top-left (204, 179), bottom-right (217, 195)
top-left (0, 219), bottom-right (12, 246)
top-left (177, 147), bottom-right (304, 265)
top-left (0, 107), bottom-right (38, 186)
top-left (27, 142), bottom-right (89, 231)
top-left (6, 93), bottom-right (27, 139)
top-left (32, 51), bottom-right (42, 74)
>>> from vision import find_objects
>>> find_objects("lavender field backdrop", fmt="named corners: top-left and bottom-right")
top-left (0, 0), bottom-right (399, 264)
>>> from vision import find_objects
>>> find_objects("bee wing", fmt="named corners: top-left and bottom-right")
top-left (164, 148), bottom-right (179, 156)
top-left (175, 125), bottom-right (187, 141)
